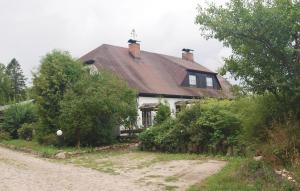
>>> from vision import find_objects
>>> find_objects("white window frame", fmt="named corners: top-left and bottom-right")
top-left (189, 75), bottom-right (197, 86)
top-left (206, 77), bottom-right (213, 87)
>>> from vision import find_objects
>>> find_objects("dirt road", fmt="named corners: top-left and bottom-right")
top-left (0, 146), bottom-right (226, 191)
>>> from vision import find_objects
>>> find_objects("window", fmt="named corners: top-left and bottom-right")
top-left (206, 77), bottom-right (213, 87)
top-left (189, 75), bottom-right (197, 86)
top-left (142, 110), bottom-right (152, 128)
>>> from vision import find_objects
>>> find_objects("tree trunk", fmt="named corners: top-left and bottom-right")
top-left (76, 128), bottom-right (81, 149)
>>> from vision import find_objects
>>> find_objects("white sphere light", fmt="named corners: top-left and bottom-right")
top-left (56, 130), bottom-right (63, 136)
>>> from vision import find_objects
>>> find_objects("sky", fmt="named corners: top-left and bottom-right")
top-left (0, 0), bottom-right (231, 84)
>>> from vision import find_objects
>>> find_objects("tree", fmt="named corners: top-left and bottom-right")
top-left (6, 58), bottom-right (26, 100)
top-left (154, 101), bottom-right (171, 125)
top-left (0, 63), bottom-right (12, 105)
top-left (59, 70), bottom-right (137, 147)
top-left (32, 50), bottom-right (84, 137)
top-left (196, 0), bottom-right (300, 114)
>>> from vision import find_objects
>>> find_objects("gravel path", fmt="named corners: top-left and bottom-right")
top-left (0, 146), bottom-right (226, 191)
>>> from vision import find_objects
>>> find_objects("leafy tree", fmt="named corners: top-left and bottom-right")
top-left (154, 101), bottom-right (171, 125)
top-left (196, 0), bottom-right (300, 114)
top-left (59, 70), bottom-right (137, 147)
top-left (32, 50), bottom-right (83, 136)
top-left (6, 58), bottom-right (26, 100)
top-left (0, 63), bottom-right (12, 105)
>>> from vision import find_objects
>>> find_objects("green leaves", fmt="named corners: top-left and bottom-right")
top-left (196, 0), bottom-right (300, 113)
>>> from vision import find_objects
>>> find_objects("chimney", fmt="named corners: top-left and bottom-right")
top-left (182, 48), bottom-right (194, 62)
top-left (128, 39), bottom-right (141, 58)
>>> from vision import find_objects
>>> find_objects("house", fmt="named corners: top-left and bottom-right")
top-left (80, 39), bottom-right (233, 129)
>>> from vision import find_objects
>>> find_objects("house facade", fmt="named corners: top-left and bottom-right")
top-left (80, 40), bottom-right (233, 129)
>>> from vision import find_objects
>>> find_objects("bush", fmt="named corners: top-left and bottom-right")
top-left (154, 102), bottom-right (171, 125)
top-left (139, 99), bottom-right (241, 154)
top-left (2, 103), bottom-right (37, 138)
top-left (37, 134), bottom-right (59, 146)
top-left (18, 123), bottom-right (36, 141)
top-left (0, 131), bottom-right (11, 141)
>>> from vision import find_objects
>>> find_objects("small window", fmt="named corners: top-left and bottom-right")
top-left (189, 75), bottom-right (197, 86)
top-left (206, 77), bottom-right (213, 87)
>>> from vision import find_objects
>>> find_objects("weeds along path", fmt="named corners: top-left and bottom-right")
top-left (0, 146), bottom-right (226, 191)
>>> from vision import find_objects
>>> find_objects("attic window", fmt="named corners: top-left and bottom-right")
top-left (206, 77), bottom-right (213, 87)
top-left (189, 75), bottom-right (196, 86)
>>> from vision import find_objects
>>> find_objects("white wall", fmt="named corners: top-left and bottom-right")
top-left (136, 96), bottom-right (191, 128)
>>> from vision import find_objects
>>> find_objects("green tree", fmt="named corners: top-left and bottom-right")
top-left (59, 70), bottom-right (137, 147)
top-left (0, 63), bottom-right (12, 105)
top-left (154, 101), bottom-right (171, 125)
top-left (6, 58), bottom-right (26, 100)
top-left (196, 0), bottom-right (300, 114)
top-left (32, 50), bottom-right (83, 136)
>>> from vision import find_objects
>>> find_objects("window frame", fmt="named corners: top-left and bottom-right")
top-left (206, 77), bottom-right (213, 87)
top-left (189, 74), bottom-right (197, 86)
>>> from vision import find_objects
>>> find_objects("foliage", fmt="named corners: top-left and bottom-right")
top-left (0, 63), bottom-right (12, 105)
top-left (59, 70), bottom-right (137, 147)
top-left (196, 0), bottom-right (300, 115)
top-left (191, 158), bottom-right (299, 191)
top-left (154, 101), bottom-right (171, 125)
top-left (1, 103), bottom-right (37, 139)
top-left (32, 50), bottom-right (84, 137)
top-left (6, 58), bottom-right (26, 101)
top-left (139, 99), bottom-right (241, 154)
top-left (18, 123), bottom-right (36, 141)
top-left (0, 131), bottom-right (11, 141)
top-left (37, 133), bottom-right (59, 146)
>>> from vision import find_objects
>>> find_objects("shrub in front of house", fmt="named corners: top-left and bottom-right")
top-left (139, 99), bottom-right (241, 154)
top-left (18, 123), bottom-right (36, 141)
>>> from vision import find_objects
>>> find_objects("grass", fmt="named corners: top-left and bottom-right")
top-left (187, 158), bottom-right (299, 191)
top-left (0, 139), bottom-right (89, 158)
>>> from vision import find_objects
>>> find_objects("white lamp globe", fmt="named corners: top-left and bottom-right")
top-left (56, 130), bottom-right (63, 136)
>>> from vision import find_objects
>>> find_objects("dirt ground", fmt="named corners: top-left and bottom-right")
top-left (0, 146), bottom-right (226, 191)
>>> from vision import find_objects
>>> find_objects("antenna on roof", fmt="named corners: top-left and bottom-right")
top-left (130, 29), bottom-right (137, 40)
top-left (128, 29), bottom-right (140, 44)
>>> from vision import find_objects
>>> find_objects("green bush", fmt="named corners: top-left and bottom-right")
top-left (0, 131), bottom-right (11, 141)
top-left (2, 103), bottom-right (37, 138)
top-left (139, 99), bottom-right (241, 154)
top-left (18, 123), bottom-right (36, 140)
top-left (38, 134), bottom-right (59, 146)
top-left (154, 102), bottom-right (171, 125)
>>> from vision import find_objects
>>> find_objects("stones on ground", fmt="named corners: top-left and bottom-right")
top-left (55, 152), bottom-right (67, 159)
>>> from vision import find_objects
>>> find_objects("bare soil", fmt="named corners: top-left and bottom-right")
top-left (0, 146), bottom-right (226, 191)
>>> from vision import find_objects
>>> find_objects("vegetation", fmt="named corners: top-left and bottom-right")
top-left (0, 63), bottom-right (13, 105)
top-left (188, 158), bottom-right (300, 191)
top-left (30, 50), bottom-right (137, 147)
top-left (32, 50), bottom-right (83, 140)
top-left (0, 139), bottom-right (87, 157)
top-left (1, 103), bottom-right (37, 139)
top-left (154, 101), bottom-right (171, 125)
top-left (196, 0), bottom-right (300, 115)
top-left (139, 99), bottom-right (241, 154)
top-left (6, 58), bottom-right (26, 101)
top-left (59, 70), bottom-right (137, 147)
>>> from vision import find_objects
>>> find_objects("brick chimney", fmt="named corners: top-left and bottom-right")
top-left (182, 48), bottom-right (194, 62)
top-left (128, 39), bottom-right (140, 58)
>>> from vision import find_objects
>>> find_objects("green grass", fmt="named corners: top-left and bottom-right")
top-left (0, 139), bottom-right (89, 158)
top-left (187, 158), bottom-right (299, 191)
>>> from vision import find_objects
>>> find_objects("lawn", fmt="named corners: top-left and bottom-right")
top-left (0, 139), bottom-right (90, 157)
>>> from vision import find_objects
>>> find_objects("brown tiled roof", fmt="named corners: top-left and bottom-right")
top-left (80, 44), bottom-right (233, 98)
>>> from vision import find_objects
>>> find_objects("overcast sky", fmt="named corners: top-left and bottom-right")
top-left (0, 0), bottom-right (231, 84)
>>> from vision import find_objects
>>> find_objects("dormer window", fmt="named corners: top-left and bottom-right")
top-left (206, 77), bottom-right (213, 87)
top-left (189, 75), bottom-right (197, 86)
